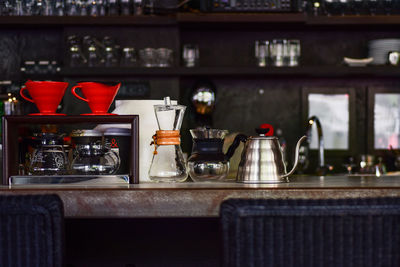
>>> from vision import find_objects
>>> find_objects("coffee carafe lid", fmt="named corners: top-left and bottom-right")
top-left (104, 127), bottom-right (131, 136)
top-left (71, 129), bottom-right (102, 137)
top-left (190, 127), bottom-right (228, 139)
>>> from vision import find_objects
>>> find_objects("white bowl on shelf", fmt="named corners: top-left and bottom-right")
top-left (343, 57), bottom-right (374, 67)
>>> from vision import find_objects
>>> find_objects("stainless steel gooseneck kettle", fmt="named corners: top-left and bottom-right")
top-left (235, 124), bottom-right (307, 183)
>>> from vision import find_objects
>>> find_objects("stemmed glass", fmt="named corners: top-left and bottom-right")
top-left (381, 0), bottom-right (393, 14)
top-left (88, 0), bottom-right (106, 16)
top-left (349, 0), bottom-right (367, 15)
top-left (21, 0), bottom-right (35, 15)
top-left (182, 44), bottom-right (199, 67)
top-left (65, 0), bottom-right (79, 15)
top-left (107, 0), bottom-right (119, 15)
top-left (67, 35), bottom-right (87, 67)
top-left (366, 0), bottom-right (379, 14)
top-left (0, 0), bottom-right (15, 15)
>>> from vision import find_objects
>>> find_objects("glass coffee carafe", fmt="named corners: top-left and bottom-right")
top-left (70, 142), bottom-right (120, 175)
top-left (188, 128), bottom-right (235, 182)
top-left (29, 133), bottom-right (68, 175)
top-left (149, 97), bottom-right (187, 182)
top-left (70, 129), bottom-right (120, 175)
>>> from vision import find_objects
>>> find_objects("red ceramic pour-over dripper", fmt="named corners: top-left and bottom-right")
top-left (20, 81), bottom-right (69, 115)
top-left (71, 82), bottom-right (121, 115)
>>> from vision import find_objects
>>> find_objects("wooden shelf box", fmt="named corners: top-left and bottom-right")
top-left (2, 115), bottom-right (139, 185)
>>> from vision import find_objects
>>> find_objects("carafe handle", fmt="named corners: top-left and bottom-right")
top-left (20, 87), bottom-right (34, 103)
top-left (281, 135), bottom-right (307, 178)
top-left (105, 149), bottom-right (120, 174)
top-left (71, 86), bottom-right (88, 102)
top-left (225, 134), bottom-right (247, 161)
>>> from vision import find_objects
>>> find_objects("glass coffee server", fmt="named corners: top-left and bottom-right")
top-left (149, 97), bottom-right (188, 182)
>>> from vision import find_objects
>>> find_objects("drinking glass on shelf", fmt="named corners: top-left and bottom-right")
top-left (83, 36), bottom-right (103, 66)
top-left (142, 0), bottom-right (154, 14)
top-left (88, 0), bottom-right (106, 16)
top-left (254, 40), bottom-right (269, 67)
top-left (182, 44), bottom-right (199, 67)
top-left (157, 48), bottom-right (173, 67)
top-left (88, 0), bottom-right (98, 16)
top-left (349, 0), bottom-right (367, 15)
top-left (107, 0), bottom-right (119, 15)
top-left (0, 1), bottom-right (13, 15)
top-left (34, 0), bottom-right (45, 15)
top-left (68, 36), bottom-right (87, 67)
top-left (288, 39), bottom-right (301, 67)
top-left (87, 44), bottom-right (102, 66)
top-left (78, 0), bottom-right (88, 16)
top-left (65, 0), bottom-right (79, 15)
top-left (388, 51), bottom-right (400, 66)
top-left (139, 48), bottom-right (157, 67)
top-left (323, 0), bottom-right (344, 15)
top-left (270, 39), bottom-right (286, 67)
top-left (366, 0), bottom-right (379, 14)
top-left (13, 0), bottom-right (23, 15)
top-left (382, 0), bottom-right (393, 14)
top-left (104, 46), bottom-right (118, 67)
top-left (134, 0), bottom-right (143, 15)
top-left (21, 0), bottom-right (35, 15)
top-left (42, 0), bottom-right (54, 15)
top-left (120, 47), bottom-right (137, 67)
top-left (101, 36), bottom-right (118, 67)
top-left (54, 0), bottom-right (65, 16)
top-left (120, 0), bottom-right (132, 15)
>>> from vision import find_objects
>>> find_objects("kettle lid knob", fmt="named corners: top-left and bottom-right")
top-left (256, 124), bottom-right (274, 136)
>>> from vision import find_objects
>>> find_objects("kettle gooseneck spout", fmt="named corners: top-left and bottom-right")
top-left (280, 135), bottom-right (308, 178)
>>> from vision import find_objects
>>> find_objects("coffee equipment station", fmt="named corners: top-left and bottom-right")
top-left (3, 78), bottom-right (310, 186)
top-left (2, 76), bottom-right (400, 185)
top-left (3, 3), bottom-right (400, 266)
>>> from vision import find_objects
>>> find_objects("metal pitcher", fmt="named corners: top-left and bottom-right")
top-left (236, 132), bottom-right (307, 184)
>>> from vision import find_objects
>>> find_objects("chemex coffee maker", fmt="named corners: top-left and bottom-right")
top-left (149, 97), bottom-right (188, 182)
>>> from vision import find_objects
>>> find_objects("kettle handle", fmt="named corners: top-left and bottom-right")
top-left (225, 134), bottom-right (247, 161)
top-left (281, 135), bottom-right (307, 178)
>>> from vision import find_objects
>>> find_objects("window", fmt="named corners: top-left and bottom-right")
top-left (308, 94), bottom-right (349, 150)
top-left (374, 93), bottom-right (400, 149)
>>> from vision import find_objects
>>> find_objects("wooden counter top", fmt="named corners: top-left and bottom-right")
top-left (1, 175), bottom-right (400, 218)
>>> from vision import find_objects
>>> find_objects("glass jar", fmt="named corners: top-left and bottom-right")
top-left (28, 133), bottom-right (68, 175)
top-left (71, 142), bottom-right (120, 175)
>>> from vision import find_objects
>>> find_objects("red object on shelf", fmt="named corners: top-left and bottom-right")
top-left (71, 82), bottom-right (121, 115)
top-left (20, 81), bottom-right (68, 115)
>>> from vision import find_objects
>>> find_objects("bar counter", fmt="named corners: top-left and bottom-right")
top-left (2, 175), bottom-right (400, 218)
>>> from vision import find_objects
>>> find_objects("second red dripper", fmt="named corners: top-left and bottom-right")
top-left (71, 82), bottom-right (121, 115)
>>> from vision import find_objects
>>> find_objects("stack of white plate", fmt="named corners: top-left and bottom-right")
top-left (368, 39), bottom-right (400, 65)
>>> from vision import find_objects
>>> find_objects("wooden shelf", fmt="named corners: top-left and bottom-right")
top-left (307, 15), bottom-right (400, 25)
top-left (177, 12), bottom-right (306, 23)
top-left (174, 66), bottom-right (400, 77)
top-left (60, 67), bottom-right (182, 76)
top-left (1, 13), bottom-right (400, 27)
top-left (0, 15), bottom-right (177, 26)
top-left (60, 66), bottom-right (400, 78)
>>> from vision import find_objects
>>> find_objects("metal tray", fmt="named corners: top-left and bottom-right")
top-left (9, 175), bottom-right (130, 185)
